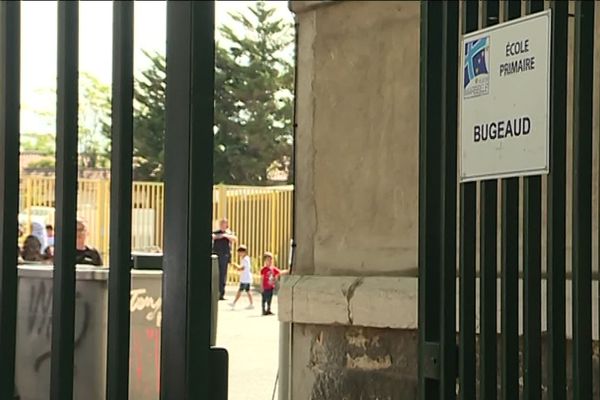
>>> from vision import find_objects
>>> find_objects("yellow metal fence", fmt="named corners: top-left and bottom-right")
top-left (19, 176), bottom-right (293, 283)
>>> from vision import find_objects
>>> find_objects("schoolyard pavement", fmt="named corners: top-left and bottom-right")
top-left (216, 286), bottom-right (280, 400)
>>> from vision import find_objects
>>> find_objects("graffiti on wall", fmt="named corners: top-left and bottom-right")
top-left (130, 286), bottom-right (162, 398)
top-left (25, 280), bottom-right (90, 372)
top-left (130, 288), bottom-right (162, 328)
top-left (20, 281), bottom-right (163, 399)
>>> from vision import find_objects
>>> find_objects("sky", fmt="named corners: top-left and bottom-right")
top-left (20, 1), bottom-right (293, 134)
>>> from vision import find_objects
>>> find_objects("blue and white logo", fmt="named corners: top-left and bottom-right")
top-left (464, 37), bottom-right (490, 99)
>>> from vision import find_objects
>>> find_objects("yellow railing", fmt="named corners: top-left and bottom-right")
top-left (218, 185), bottom-right (294, 285)
top-left (19, 176), bottom-right (293, 282)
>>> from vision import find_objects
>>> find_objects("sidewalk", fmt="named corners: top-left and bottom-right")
top-left (216, 286), bottom-right (280, 400)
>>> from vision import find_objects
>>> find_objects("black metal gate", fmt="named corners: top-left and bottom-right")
top-left (0, 1), bottom-right (227, 399)
top-left (419, 0), bottom-right (597, 399)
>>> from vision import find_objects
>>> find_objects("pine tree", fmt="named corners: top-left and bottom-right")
top-left (133, 51), bottom-right (166, 181)
top-left (132, 2), bottom-right (294, 184)
top-left (214, 1), bottom-right (294, 184)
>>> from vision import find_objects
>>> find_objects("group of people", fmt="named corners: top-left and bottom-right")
top-left (212, 218), bottom-right (286, 316)
top-left (19, 219), bottom-right (103, 266)
top-left (19, 222), bottom-right (54, 262)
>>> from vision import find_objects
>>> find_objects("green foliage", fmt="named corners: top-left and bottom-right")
top-left (24, 2), bottom-right (294, 182)
top-left (133, 51), bottom-right (166, 181)
top-left (23, 73), bottom-right (112, 169)
top-left (26, 158), bottom-right (56, 169)
top-left (21, 133), bottom-right (55, 156)
top-left (132, 1), bottom-right (294, 184)
top-left (214, 1), bottom-right (294, 184)
top-left (78, 72), bottom-right (111, 168)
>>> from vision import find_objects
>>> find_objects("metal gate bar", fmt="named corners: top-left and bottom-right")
top-left (458, 2), bottom-right (478, 399)
top-left (546, 2), bottom-right (568, 399)
top-left (106, 2), bottom-right (134, 398)
top-left (418, 2), bottom-right (459, 398)
top-left (523, 2), bottom-right (545, 398)
top-left (440, 2), bottom-right (458, 399)
top-left (420, 1), bottom-right (599, 399)
top-left (0, 2), bottom-right (21, 399)
top-left (479, 3), bottom-right (500, 399)
top-left (0, 1), bottom-right (223, 398)
top-left (418, 2), bottom-right (444, 398)
top-left (572, 2), bottom-right (595, 398)
top-left (500, 2), bottom-right (521, 397)
top-left (50, 2), bottom-right (80, 399)
top-left (186, 1), bottom-right (221, 396)
top-left (161, 2), bottom-right (218, 398)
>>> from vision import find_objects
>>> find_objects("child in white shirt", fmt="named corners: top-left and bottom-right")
top-left (230, 245), bottom-right (254, 310)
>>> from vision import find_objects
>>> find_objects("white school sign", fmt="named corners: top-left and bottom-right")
top-left (460, 10), bottom-right (551, 182)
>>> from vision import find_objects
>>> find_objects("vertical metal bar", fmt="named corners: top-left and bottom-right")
top-left (161, 1), bottom-right (216, 399)
top-left (500, 3), bottom-right (520, 400)
top-left (50, 2), bottom-right (79, 399)
top-left (503, 1), bottom-right (521, 20)
top-left (418, 2), bottom-right (443, 399)
top-left (440, 2), bottom-right (458, 399)
top-left (188, 1), bottom-right (216, 396)
top-left (479, 120), bottom-right (498, 398)
top-left (0, 3), bottom-right (20, 399)
top-left (546, 2), bottom-right (568, 399)
top-left (459, 186), bottom-right (476, 398)
top-left (481, 0), bottom-right (500, 27)
top-left (106, 1), bottom-right (134, 399)
top-left (459, 2), bottom-right (478, 399)
top-left (572, 2), bottom-right (594, 399)
top-left (521, 3), bottom-right (544, 400)
top-left (526, 1), bottom-right (544, 14)
top-left (523, 177), bottom-right (542, 400)
top-left (478, 2), bottom-right (499, 400)
top-left (500, 180), bottom-right (519, 400)
top-left (162, 2), bottom-right (194, 397)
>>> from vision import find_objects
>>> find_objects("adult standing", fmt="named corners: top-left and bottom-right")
top-left (212, 218), bottom-right (237, 300)
top-left (75, 219), bottom-right (103, 266)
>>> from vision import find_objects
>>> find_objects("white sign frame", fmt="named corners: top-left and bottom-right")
top-left (459, 10), bottom-right (552, 182)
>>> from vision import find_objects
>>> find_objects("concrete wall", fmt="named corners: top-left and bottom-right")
top-left (14, 265), bottom-right (165, 400)
top-left (293, 0), bottom-right (420, 278)
top-left (291, 324), bottom-right (418, 400)
top-left (288, 1), bottom-right (421, 398)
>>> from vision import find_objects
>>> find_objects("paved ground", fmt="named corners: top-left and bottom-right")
top-left (216, 286), bottom-right (280, 400)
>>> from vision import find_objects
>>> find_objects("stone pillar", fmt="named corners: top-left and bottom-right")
top-left (283, 2), bottom-right (421, 398)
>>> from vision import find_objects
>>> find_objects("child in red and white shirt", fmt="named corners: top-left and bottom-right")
top-left (260, 252), bottom-right (287, 316)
